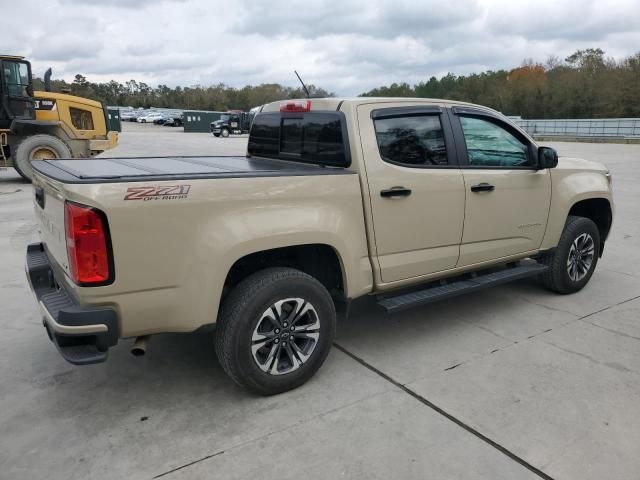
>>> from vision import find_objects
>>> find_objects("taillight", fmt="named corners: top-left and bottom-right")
top-left (280, 100), bottom-right (311, 113)
top-left (64, 201), bottom-right (113, 286)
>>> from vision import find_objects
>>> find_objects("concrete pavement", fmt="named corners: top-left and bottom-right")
top-left (1, 123), bottom-right (639, 479)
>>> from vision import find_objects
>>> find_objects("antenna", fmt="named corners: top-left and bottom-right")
top-left (294, 70), bottom-right (310, 98)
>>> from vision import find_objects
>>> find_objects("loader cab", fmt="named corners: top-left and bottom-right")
top-left (0, 56), bottom-right (35, 129)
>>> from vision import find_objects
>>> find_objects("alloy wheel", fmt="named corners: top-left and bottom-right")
top-left (567, 232), bottom-right (595, 282)
top-left (251, 298), bottom-right (320, 375)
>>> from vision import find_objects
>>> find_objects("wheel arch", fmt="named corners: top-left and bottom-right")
top-left (222, 244), bottom-right (347, 305)
top-left (568, 198), bottom-right (613, 245)
top-left (540, 168), bottom-right (613, 251)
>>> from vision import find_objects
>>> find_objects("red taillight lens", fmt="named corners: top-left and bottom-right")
top-left (280, 100), bottom-right (311, 113)
top-left (64, 202), bottom-right (112, 285)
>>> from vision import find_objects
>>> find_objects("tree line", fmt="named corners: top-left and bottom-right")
top-left (361, 49), bottom-right (640, 119)
top-left (33, 48), bottom-right (639, 118)
top-left (32, 75), bottom-right (332, 112)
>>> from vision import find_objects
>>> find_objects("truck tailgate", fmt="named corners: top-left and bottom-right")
top-left (32, 175), bottom-right (69, 276)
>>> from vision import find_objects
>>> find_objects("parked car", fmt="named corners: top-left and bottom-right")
top-left (127, 110), bottom-right (143, 122)
top-left (119, 110), bottom-right (137, 121)
top-left (137, 112), bottom-right (164, 123)
top-left (153, 114), bottom-right (170, 125)
top-left (163, 115), bottom-right (183, 127)
top-left (27, 97), bottom-right (614, 395)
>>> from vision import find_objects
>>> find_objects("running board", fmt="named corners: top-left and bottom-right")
top-left (377, 263), bottom-right (548, 313)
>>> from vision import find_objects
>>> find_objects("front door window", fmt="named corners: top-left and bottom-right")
top-left (460, 116), bottom-right (530, 167)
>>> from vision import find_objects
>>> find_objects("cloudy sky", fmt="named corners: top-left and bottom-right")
top-left (3, 0), bottom-right (639, 95)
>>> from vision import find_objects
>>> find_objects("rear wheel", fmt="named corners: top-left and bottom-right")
top-left (539, 215), bottom-right (600, 294)
top-left (215, 268), bottom-right (336, 395)
top-left (13, 134), bottom-right (72, 182)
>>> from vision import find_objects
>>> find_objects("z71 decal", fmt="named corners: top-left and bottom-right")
top-left (124, 185), bottom-right (191, 201)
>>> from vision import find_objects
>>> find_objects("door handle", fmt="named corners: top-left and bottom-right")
top-left (380, 187), bottom-right (412, 198)
top-left (470, 183), bottom-right (495, 193)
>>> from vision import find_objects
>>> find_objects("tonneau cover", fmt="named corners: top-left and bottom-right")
top-left (31, 156), bottom-right (349, 184)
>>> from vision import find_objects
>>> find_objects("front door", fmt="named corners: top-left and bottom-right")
top-left (357, 103), bottom-right (466, 284)
top-left (449, 110), bottom-right (552, 267)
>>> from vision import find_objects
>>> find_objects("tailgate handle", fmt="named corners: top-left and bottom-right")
top-left (34, 186), bottom-right (45, 209)
top-left (380, 187), bottom-right (412, 198)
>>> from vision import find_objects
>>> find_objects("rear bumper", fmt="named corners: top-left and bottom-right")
top-left (26, 243), bottom-right (118, 365)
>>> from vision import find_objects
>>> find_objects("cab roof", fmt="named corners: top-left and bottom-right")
top-left (260, 97), bottom-right (501, 116)
top-left (0, 55), bottom-right (27, 60)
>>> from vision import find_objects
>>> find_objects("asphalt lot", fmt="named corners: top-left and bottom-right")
top-left (1, 122), bottom-right (639, 479)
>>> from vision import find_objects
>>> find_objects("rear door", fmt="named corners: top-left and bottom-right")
top-left (449, 107), bottom-right (551, 266)
top-left (357, 103), bottom-right (465, 283)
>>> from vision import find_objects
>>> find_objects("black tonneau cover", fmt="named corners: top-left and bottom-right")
top-left (31, 156), bottom-right (350, 184)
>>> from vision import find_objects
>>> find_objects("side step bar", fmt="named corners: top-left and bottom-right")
top-left (377, 262), bottom-right (548, 313)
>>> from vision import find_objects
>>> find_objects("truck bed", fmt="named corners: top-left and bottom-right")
top-left (31, 156), bottom-right (349, 183)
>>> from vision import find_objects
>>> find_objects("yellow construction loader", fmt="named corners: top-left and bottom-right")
top-left (0, 55), bottom-right (118, 181)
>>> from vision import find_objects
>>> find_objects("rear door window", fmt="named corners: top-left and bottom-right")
top-left (373, 114), bottom-right (449, 166)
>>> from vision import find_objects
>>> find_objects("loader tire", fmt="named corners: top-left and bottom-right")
top-left (14, 134), bottom-right (71, 182)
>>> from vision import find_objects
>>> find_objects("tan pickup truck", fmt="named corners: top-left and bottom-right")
top-left (26, 98), bottom-right (614, 395)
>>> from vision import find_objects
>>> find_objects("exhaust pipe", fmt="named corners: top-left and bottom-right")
top-left (131, 335), bottom-right (150, 357)
top-left (44, 68), bottom-right (52, 92)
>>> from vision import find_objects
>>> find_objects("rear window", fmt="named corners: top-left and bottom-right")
top-left (248, 112), bottom-right (349, 167)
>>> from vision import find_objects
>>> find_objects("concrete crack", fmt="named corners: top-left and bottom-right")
top-left (578, 294), bottom-right (640, 321)
top-left (333, 342), bottom-right (556, 480)
top-left (585, 322), bottom-right (640, 342)
top-left (153, 451), bottom-right (225, 478)
top-left (153, 387), bottom-right (394, 478)
top-left (543, 340), bottom-right (633, 374)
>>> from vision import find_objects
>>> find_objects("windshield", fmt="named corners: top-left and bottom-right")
top-left (2, 60), bottom-right (31, 97)
top-left (220, 114), bottom-right (231, 122)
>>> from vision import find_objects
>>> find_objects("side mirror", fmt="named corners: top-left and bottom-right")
top-left (538, 146), bottom-right (558, 169)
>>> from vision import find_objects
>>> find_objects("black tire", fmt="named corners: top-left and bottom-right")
top-left (215, 267), bottom-right (336, 395)
top-left (212, 133), bottom-right (220, 137)
top-left (13, 134), bottom-right (72, 182)
top-left (221, 128), bottom-right (230, 138)
top-left (540, 215), bottom-right (600, 294)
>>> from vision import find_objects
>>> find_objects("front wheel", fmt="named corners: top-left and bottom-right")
top-left (13, 134), bottom-right (72, 182)
top-left (221, 128), bottom-right (230, 138)
top-left (539, 215), bottom-right (600, 294)
top-left (215, 268), bottom-right (336, 395)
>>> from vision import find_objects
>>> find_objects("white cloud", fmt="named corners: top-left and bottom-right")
top-left (2, 0), bottom-right (639, 95)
